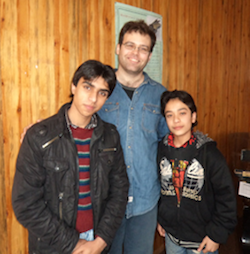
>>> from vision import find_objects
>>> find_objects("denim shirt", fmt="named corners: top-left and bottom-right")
top-left (98, 72), bottom-right (169, 218)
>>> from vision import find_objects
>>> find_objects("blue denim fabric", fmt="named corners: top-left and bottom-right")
top-left (79, 229), bottom-right (94, 241)
top-left (109, 204), bottom-right (158, 254)
top-left (165, 233), bottom-right (219, 254)
top-left (98, 72), bottom-right (169, 218)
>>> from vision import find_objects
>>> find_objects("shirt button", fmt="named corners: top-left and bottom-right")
top-left (128, 146), bottom-right (131, 149)
top-left (55, 166), bottom-right (60, 171)
top-left (127, 165), bottom-right (130, 168)
top-left (129, 126), bottom-right (132, 129)
top-left (128, 196), bottom-right (133, 202)
top-left (131, 107), bottom-right (134, 110)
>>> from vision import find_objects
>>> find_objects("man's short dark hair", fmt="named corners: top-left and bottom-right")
top-left (71, 60), bottom-right (116, 97)
top-left (118, 20), bottom-right (156, 52)
top-left (161, 90), bottom-right (198, 128)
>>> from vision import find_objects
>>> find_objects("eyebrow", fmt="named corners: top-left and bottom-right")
top-left (165, 108), bottom-right (188, 114)
top-left (83, 81), bottom-right (110, 94)
top-left (124, 41), bottom-right (150, 48)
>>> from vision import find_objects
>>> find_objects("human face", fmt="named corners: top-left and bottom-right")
top-left (68, 77), bottom-right (110, 128)
top-left (116, 31), bottom-right (152, 75)
top-left (164, 99), bottom-right (197, 146)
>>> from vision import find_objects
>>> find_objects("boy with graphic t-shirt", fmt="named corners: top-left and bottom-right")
top-left (157, 90), bottom-right (237, 254)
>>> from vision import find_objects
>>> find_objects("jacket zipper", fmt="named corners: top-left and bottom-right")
top-left (42, 133), bottom-right (63, 149)
top-left (59, 192), bottom-right (64, 220)
top-left (177, 201), bottom-right (181, 221)
top-left (98, 147), bottom-right (116, 152)
top-left (90, 138), bottom-right (104, 236)
top-left (68, 130), bottom-right (79, 228)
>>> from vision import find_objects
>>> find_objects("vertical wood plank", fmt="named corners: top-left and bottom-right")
top-left (237, 0), bottom-right (250, 133)
top-left (183, 0), bottom-right (199, 99)
top-left (196, 0), bottom-right (213, 136)
top-left (87, 0), bottom-right (100, 59)
top-left (58, 0), bottom-right (70, 107)
top-left (1, 0), bottom-right (25, 253)
top-left (140, 0), bottom-right (153, 11)
top-left (167, 0), bottom-right (178, 90)
top-left (0, 0), bottom-right (9, 252)
top-left (0, 5), bottom-right (8, 254)
top-left (99, 0), bottom-right (116, 66)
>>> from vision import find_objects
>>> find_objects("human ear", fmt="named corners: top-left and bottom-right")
top-left (191, 112), bottom-right (197, 123)
top-left (148, 52), bottom-right (152, 61)
top-left (116, 44), bottom-right (121, 55)
top-left (71, 83), bottom-right (76, 95)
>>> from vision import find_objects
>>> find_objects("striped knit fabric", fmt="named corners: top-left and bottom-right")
top-left (70, 126), bottom-right (94, 233)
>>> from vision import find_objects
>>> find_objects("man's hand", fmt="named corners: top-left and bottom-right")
top-left (72, 237), bottom-right (107, 254)
top-left (20, 120), bottom-right (42, 143)
top-left (157, 223), bottom-right (166, 237)
top-left (197, 235), bottom-right (219, 253)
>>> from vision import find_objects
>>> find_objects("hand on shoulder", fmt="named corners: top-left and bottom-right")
top-left (20, 119), bottom-right (43, 143)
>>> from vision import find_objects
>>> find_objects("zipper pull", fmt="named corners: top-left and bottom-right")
top-left (42, 134), bottom-right (63, 149)
top-left (59, 192), bottom-right (64, 200)
top-left (59, 192), bottom-right (64, 220)
top-left (98, 148), bottom-right (117, 153)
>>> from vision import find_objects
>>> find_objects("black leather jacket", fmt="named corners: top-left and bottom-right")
top-left (12, 103), bottom-right (129, 254)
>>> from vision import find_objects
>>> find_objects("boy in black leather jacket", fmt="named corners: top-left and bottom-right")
top-left (12, 60), bottom-right (129, 254)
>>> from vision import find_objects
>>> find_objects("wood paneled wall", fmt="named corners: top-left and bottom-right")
top-left (0, 0), bottom-right (249, 253)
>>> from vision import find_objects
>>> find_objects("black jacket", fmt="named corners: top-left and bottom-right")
top-left (157, 131), bottom-right (237, 245)
top-left (12, 103), bottom-right (129, 254)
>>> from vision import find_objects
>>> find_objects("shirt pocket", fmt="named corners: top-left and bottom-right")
top-left (43, 159), bottom-right (69, 202)
top-left (97, 148), bottom-right (116, 175)
top-left (142, 103), bottom-right (161, 133)
top-left (95, 148), bottom-right (116, 200)
top-left (98, 102), bottom-right (119, 127)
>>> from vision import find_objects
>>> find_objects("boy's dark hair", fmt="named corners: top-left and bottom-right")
top-left (118, 20), bottom-right (156, 52)
top-left (71, 60), bottom-right (116, 97)
top-left (161, 90), bottom-right (198, 128)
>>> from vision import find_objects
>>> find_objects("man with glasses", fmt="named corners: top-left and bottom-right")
top-left (98, 20), bottom-right (169, 254)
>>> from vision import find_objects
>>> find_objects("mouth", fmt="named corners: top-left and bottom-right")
top-left (128, 56), bottom-right (139, 63)
top-left (173, 126), bottom-right (183, 130)
top-left (85, 105), bottom-right (95, 111)
top-left (131, 58), bottom-right (139, 62)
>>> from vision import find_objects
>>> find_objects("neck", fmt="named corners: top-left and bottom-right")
top-left (67, 107), bottom-right (91, 128)
top-left (116, 68), bottom-right (144, 88)
top-left (173, 134), bottom-right (192, 148)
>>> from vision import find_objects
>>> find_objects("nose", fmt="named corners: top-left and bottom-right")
top-left (173, 115), bottom-right (180, 123)
top-left (132, 46), bottom-right (139, 54)
top-left (89, 90), bottom-right (97, 103)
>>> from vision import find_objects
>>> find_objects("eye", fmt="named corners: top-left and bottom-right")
top-left (180, 111), bottom-right (186, 115)
top-left (166, 114), bottom-right (172, 118)
top-left (139, 47), bottom-right (150, 53)
top-left (83, 84), bottom-right (91, 90)
top-left (99, 91), bottom-right (109, 97)
top-left (124, 43), bottom-right (135, 50)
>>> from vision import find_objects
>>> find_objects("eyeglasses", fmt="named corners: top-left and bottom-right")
top-left (122, 42), bottom-right (150, 54)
